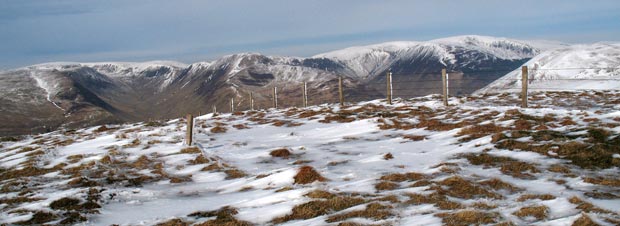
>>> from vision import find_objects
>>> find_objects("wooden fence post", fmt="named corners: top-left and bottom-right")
top-left (339, 77), bottom-right (344, 106)
top-left (302, 82), bottom-right (308, 107)
top-left (521, 66), bottom-right (528, 108)
top-left (273, 86), bottom-right (278, 109)
top-left (185, 114), bottom-right (193, 146)
top-left (442, 69), bottom-right (448, 107)
top-left (230, 98), bottom-right (234, 112)
top-left (250, 92), bottom-right (254, 111)
top-left (386, 70), bottom-right (392, 105)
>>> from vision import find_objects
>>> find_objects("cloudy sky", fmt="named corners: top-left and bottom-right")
top-left (1, 0), bottom-right (619, 69)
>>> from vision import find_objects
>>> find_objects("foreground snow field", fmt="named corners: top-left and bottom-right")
top-left (1, 92), bottom-right (619, 225)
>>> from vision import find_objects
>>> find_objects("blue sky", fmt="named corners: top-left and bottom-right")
top-left (1, 0), bottom-right (619, 69)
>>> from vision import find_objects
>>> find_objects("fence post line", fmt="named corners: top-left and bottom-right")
top-left (521, 66), bottom-right (528, 108)
top-left (250, 92), bottom-right (254, 111)
top-left (338, 77), bottom-right (344, 106)
top-left (273, 86), bottom-right (278, 109)
top-left (303, 82), bottom-right (308, 108)
top-left (442, 69), bottom-right (448, 107)
top-left (185, 114), bottom-right (193, 146)
top-left (386, 70), bottom-right (392, 105)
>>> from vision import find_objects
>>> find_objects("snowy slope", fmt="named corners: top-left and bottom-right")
top-left (1, 92), bottom-right (619, 225)
top-left (314, 35), bottom-right (543, 78)
top-left (476, 43), bottom-right (620, 93)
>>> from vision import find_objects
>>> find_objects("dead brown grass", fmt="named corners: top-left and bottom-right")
top-left (457, 123), bottom-right (507, 142)
top-left (210, 126), bottom-right (227, 133)
top-left (435, 210), bottom-right (499, 225)
top-left (403, 135), bottom-right (427, 141)
top-left (513, 205), bottom-right (548, 220)
top-left (383, 153), bottom-right (394, 160)
top-left (464, 153), bottom-right (540, 179)
top-left (271, 194), bottom-right (366, 223)
top-left (305, 190), bottom-right (335, 199)
top-left (232, 124), bottom-right (250, 129)
top-left (479, 178), bottom-right (521, 192)
top-left (294, 166), bottom-right (327, 184)
top-left (433, 176), bottom-right (501, 199)
top-left (319, 114), bottom-right (356, 123)
top-left (571, 214), bottom-right (599, 226)
top-left (155, 218), bottom-right (190, 226)
top-left (191, 206), bottom-right (253, 226)
top-left (548, 164), bottom-right (571, 174)
top-left (15, 211), bottom-right (58, 225)
top-left (516, 194), bottom-right (555, 202)
top-left (416, 119), bottom-right (462, 131)
top-left (405, 193), bottom-right (463, 210)
top-left (326, 202), bottom-right (393, 223)
top-left (583, 177), bottom-right (620, 187)
top-left (374, 181), bottom-right (399, 191)
top-left (224, 169), bottom-right (247, 179)
top-left (270, 148), bottom-right (292, 158)
top-left (380, 172), bottom-right (426, 182)
top-left (189, 155), bottom-right (211, 165)
top-left (569, 196), bottom-right (613, 214)
top-left (180, 147), bottom-right (201, 154)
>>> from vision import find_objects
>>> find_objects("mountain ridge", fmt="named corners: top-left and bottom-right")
top-left (0, 35), bottom-right (581, 136)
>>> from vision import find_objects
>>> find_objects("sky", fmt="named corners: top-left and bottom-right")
top-left (1, 0), bottom-right (619, 69)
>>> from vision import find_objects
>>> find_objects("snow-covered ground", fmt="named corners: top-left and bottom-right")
top-left (477, 43), bottom-right (620, 94)
top-left (1, 92), bottom-right (619, 225)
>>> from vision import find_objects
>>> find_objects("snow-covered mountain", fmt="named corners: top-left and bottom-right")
top-left (476, 43), bottom-right (620, 94)
top-left (0, 35), bottom-right (562, 135)
top-left (314, 35), bottom-right (544, 79)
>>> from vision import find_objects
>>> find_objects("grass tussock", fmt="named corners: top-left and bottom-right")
top-left (210, 126), bottom-right (227, 133)
top-left (569, 196), bottom-right (613, 214)
top-left (0, 166), bottom-right (53, 181)
top-left (416, 119), bottom-right (462, 131)
top-left (270, 148), bottom-right (292, 158)
top-left (513, 205), bottom-right (548, 220)
top-left (232, 124), bottom-right (250, 129)
top-left (380, 172), bottom-right (426, 182)
top-left (189, 155), bottom-right (211, 165)
top-left (271, 194), bottom-right (366, 223)
top-left (224, 169), bottom-right (247, 179)
top-left (374, 181), bottom-right (399, 191)
top-left (516, 194), bottom-right (555, 202)
top-left (294, 166), bottom-right (326, 184)
top-left (180, 147), bottom-right (201, 154)
top-left (457, 123), bottom-right (507, 142)
top-left (403, 135), bottom-right (427, 141)
top-left (15, 211), bottom-right (58, 225)
top-left (435, 210), bottom-right (499, 225)
top-left (319, 114), bottom-right (356, 123)
top-left (433, 176), bottom-right (502, 199)
top-left (94, 125), bottom-right (113, 133)
top-left (571, 214), bottom-right (598, 226)
top-left (190, 206), bottom-right (253, 226)
top-left (464, 153), bottom-right (540, 179)
top-left (479, 178), bottom-right (521, 192)
top-left (383, 153), bottom-right (394, 160)
top-left (155, 218), bottom-right (190, 226)
top-left (405, 193), bottom-right (463, 210)
top-left (0, 196), bottom-right (44, 206)
top-left (326, 202), bottom-right (393, 223)
top-left (583, 177), bottom-right (620, 187)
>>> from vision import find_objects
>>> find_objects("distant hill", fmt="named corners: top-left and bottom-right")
top-left (476, 43), bottom-right (620, 94)
top-left (0, 35), bottom-right (560, 135)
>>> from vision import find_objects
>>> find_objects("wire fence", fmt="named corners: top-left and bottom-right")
top-left (212, 67), bottom-right (620, 113)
